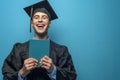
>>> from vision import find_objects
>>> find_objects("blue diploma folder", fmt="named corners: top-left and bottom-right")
top-left (29, 39), bottom-right (50, 61)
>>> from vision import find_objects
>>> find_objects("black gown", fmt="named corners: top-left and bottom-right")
top-left (2, 40), bottom-right (77, 80)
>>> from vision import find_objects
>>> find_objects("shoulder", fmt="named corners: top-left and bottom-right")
top-left (50, 40), bottom-right (68, 50)
top-left (12, 41), bottom-right (29, 50)
top-left (50, 40), bottom-right (70, 57)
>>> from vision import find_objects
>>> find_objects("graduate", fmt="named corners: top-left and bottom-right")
top-left (2, 0), bottom-right (77, 80)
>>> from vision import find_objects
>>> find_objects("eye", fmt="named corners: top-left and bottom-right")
top-left (42, 15), bottom-right (49, 19)
top-left (33, 15), bottom-right (39, 19)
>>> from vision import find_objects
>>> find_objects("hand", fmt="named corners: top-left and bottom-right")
top-left (20, 58), bottom-right (38, 78)
top-left (40, 56), bottom-right (54, 73)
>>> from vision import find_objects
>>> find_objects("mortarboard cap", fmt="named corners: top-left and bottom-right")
top-left (24, 0), bottom-right (58, 32)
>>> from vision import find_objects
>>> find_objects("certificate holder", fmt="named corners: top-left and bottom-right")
top-left (29, 39), bottom-right (50, 66)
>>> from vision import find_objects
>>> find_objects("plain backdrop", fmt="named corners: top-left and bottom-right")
top-left (0, 0), bottom-right (120, 80)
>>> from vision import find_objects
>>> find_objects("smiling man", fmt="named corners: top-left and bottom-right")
top-left (32, 8), bottom-right (50, 39)
top-left (2, 0), bottom-right (77, 80)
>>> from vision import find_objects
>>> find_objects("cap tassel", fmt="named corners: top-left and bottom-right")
top-left (30, 6), bottom-right (33, 32)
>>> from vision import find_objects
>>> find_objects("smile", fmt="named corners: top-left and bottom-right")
top-left (36, 24), bottom-right (45, 29)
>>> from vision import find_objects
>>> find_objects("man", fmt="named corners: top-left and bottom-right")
top-left (2, 0), bottom-right (77, 80)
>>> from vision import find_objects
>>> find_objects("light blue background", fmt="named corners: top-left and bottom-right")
top-left (0, 0), bottom-right (120, 80)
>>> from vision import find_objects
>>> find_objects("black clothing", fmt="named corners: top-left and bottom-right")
top-left (2, 40), bottom-right (77, 80)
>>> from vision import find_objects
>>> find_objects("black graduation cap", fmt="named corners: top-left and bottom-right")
top-left (24, 0), bottom-right (58, 32)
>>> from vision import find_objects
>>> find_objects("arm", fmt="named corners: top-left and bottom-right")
top-left (56, 46), bottom-right (77, 80)
top-left (18, 72), bottom-right (26, 80)
top-left (2, 43), bottom-right (22, 80)
top-left (2, 42), bottom-right (30, 80)
top-left (47, 65), bottom-right (56, 80)
top-left (40, 56), bottom-right (57, 80)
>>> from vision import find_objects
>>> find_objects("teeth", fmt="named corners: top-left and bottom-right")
top-left (38, 24), bottom-right (43, 26)
top-left (37, 24), bottom-right (45, 28)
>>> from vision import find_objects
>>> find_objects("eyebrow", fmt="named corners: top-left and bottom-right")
top-left (33, 14), bottom-right (49, 18)
top-left (34, 13), bottom-right (48, 16)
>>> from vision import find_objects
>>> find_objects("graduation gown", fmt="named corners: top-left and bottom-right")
top-left (2, 40), bottom-right (77, 80)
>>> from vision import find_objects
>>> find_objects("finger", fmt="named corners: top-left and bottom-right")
top-left (29, 58), bottom-right (38, 63)
top-left (44, 56), bottom-right (49, 60)
top-left (40, 62), bottom-right (50, 69)
top-left (26, 59), bottom-right (38, 65)
top-left (40, 56), bottom-right (49, 61)
top-left (25, 62), bottom-right (37, 69)
top-left (40, 61), bottom-right (52, 69)
top-left (24, 58), bottom-right (38, 64)
top-left (25, 63), bottom-right (37, 70)
top-left (40, 64), bottom-right (53, 72)
top-left (27, 65), bottom-right (37, 70)
top-left (28, 63), bottom-right (37, 67)
top-left (41, 65), bottom-right (49, 69)
top-left (40, 57), bottom-right (52, 64)
top-left (40, 58), bottom-right (48, 64)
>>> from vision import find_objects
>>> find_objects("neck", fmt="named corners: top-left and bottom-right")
top-left (34, 32), bottom-right (48, 40)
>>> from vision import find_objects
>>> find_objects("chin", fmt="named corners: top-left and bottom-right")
top-left (36, 31), bottom-right (47, 35)
top-left (38, 31), bottom-right (45, 34)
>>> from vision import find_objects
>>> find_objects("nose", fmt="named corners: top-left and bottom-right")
top-left (38, 17), bottom-right (42, 22)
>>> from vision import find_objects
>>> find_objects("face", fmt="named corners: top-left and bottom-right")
top-left (32, 12), bottom-right (50, 35)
